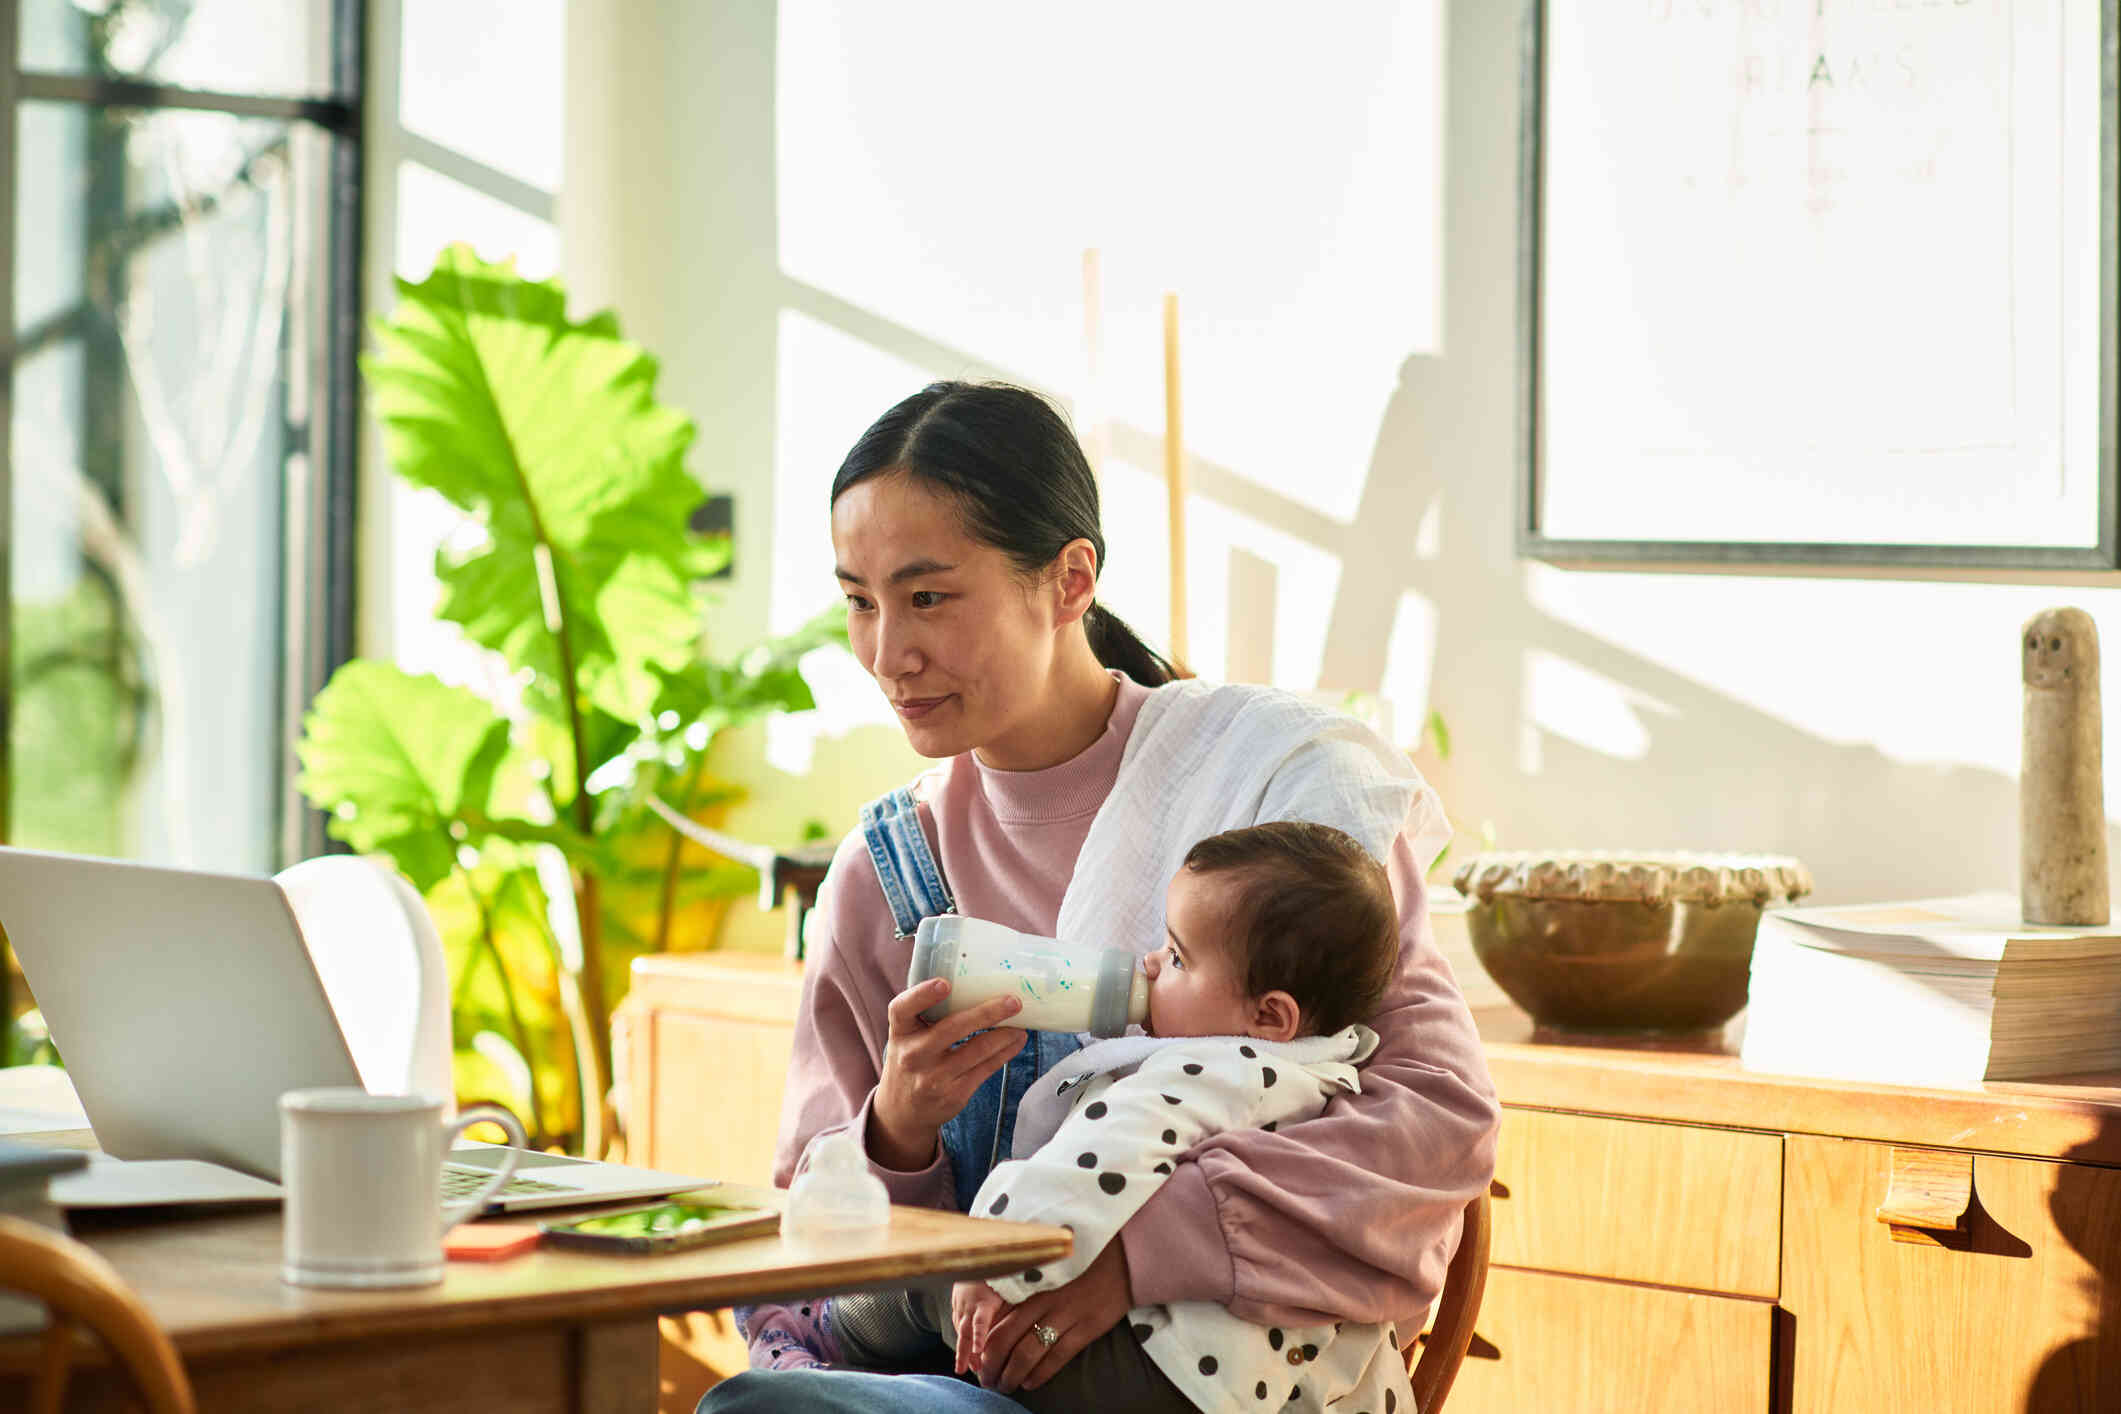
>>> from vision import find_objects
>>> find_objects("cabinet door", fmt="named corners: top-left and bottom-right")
top-left (1442, 1268), bottom-right (1773, 1414)
top-left (1495, 1108), bottom-right (1782, 1296)
top-left (642, 1011), bottom-right (795, 1185)
top-left (1782, 1134), bottom-right (2121, 1413)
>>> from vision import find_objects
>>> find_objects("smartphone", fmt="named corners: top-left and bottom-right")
top-left (540, 1199), bottom-right (780, 1255)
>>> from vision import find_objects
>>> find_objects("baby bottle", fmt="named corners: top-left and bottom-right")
top-left (906, 915), bottom-right (1148, 1037)
top-left (784, 1130), bottom-right (890, 1235)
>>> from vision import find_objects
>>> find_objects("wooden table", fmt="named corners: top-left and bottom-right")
top-left (0, 1124), bottom-right (1069, 1413)
top-left (1455, 1007), bottom-right (2121, 1414)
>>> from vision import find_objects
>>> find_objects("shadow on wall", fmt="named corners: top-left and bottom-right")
top-left (1318, 351), bottom-right (2068, 904)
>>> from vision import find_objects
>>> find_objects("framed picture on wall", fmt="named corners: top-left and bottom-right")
top-left (1518, 0), bottom-right (2118, 569)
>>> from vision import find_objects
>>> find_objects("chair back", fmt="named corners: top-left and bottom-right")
top-left (275, 856), bottom-right (453, 1102)
top-left (0, 1216), bottom-right (195, 1414)
top-left (1406, 1190), bottom-right (1492, 1414)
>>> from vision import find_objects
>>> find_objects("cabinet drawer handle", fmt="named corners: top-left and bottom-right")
top-left (1874, 1147), bottom-right (1972, 1245)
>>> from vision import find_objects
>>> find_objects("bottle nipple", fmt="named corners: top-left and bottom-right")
top-left (785, 1131), bottom-right (890, 1235)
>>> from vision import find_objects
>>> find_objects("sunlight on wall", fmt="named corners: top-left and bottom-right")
top-left (395, 164), bottom-right (560, 281)
top-left (1520, 563), bottom-right (2109, 784)
top-left (399, 0), bottom-right (566, 192)
top-left (1523, 648), bottom-right (1669, 765)
top-left (774, 0), bottom-right (1444, 671)
top-left (1380, 589), bottom-right (1440, 746)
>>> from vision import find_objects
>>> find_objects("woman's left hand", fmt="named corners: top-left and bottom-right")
top-left (976, 1240), bottom-right (1133, 1393)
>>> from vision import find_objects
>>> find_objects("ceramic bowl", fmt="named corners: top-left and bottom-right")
top-left (1451, 852), bottom-right (1812, 1037)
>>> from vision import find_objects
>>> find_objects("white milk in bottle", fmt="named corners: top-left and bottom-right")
top-left (906, 915), bottom-right (1148, 1036)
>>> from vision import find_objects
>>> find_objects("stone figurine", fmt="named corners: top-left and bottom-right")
top-left (2022, 607), bottom-right (2109, 925)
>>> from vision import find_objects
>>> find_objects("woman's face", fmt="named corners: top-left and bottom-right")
top-left (831, 472), bottom-right (1070, 767)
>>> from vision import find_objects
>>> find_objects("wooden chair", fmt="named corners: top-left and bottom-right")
top-left (1406, 1190), bottom-right (1492, 1414)
top-left (0, 1217), bottom-right (195, 1414)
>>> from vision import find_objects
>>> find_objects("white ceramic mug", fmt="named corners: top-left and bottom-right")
top-left (279, 1089), bottom-right (526, 1289)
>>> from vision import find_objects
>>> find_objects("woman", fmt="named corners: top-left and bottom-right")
top-left (703, 381), bottom-right (1497, 1413)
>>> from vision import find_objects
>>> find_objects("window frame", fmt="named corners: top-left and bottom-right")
top-left (0, 0), bottom-right (366, 867)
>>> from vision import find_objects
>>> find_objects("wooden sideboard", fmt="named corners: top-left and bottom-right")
top-left (621, 950), bottom-right (2121, 1413)
top-left (1468, 1011), bottom-right (2121, 1413)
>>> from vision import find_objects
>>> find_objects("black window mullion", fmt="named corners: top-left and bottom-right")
top-left (17, 73), bottom-right (357, 135)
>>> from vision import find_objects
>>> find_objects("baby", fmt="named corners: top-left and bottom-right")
top-left (947, 818), bottom-right (1414, 1414)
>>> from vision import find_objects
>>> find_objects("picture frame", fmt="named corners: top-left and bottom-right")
top-left (1517, 0), bottom-right (2119, 569)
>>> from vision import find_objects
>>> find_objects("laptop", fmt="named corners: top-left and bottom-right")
top-left (0, 846), bottom-right (711, 1212)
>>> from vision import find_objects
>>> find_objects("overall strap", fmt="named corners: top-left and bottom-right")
top-left (857, 787), bottom-right (956, 937)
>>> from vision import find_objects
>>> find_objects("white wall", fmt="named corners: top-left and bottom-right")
top-left (542, 0), bottom-right (2121, 939)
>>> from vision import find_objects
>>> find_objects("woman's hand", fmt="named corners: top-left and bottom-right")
top-left (951, 1280), bottom-right (1009, 1374)
top-left (868, 977), bottom-right (1027, 1171)
top-left (976, 1240), bottom-right (1133, 1393)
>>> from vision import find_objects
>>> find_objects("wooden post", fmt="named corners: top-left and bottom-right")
top-left (1162, 291), bottom-right (1188, 665)
top-left (1081, 248), bottom-right (1106, 487)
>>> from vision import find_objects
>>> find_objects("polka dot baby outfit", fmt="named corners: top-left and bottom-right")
top-left (975, 1026), bottom-right (1417, 1414)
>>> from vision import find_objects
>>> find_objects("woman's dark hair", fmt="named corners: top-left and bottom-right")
top-left (829, 380), bottom-right (1181, 686)
top-left (1182, 821), bottom-right (1399, 1035)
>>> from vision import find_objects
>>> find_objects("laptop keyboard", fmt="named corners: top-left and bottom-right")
top-left (441, 1166), bottom-right (577, 1201)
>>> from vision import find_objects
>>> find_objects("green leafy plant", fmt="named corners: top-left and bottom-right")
top-left (296, 246), bottom-right (844, 1153)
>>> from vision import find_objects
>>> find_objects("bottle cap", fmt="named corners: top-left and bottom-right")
top-left (1090, 948), bottom-right (1145, 1037)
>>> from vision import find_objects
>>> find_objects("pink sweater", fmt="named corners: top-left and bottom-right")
top-left (758, 674), bottom-right (1498, 1349)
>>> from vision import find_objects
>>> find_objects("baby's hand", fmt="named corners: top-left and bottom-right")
top-left (951, 1280), bottom-right (1009, 1374)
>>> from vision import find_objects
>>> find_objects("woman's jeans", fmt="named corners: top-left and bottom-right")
top-left (700, 1370), bottom-right (1029, 1412)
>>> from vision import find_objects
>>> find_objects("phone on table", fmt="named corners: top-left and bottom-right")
top-left (540, 1198), bottom-right (780, 1254)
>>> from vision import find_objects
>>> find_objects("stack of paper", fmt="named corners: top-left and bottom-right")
top-left (1741, 894), bottom-right (2121, 1087)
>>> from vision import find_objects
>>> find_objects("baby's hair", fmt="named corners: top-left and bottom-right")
top-left (1180, 820), bottom-right (1398, 1035)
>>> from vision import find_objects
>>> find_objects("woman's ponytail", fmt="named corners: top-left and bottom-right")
top-left (1084, 602), bottom-right (1184, 687)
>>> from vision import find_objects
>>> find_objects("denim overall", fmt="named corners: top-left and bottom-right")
top-left (859, 787), bottom-right (1083, 1212)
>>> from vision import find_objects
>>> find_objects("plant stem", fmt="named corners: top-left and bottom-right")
top-left (653, 753), bottom-right (713, 952)
top-left (513, 514), bottom-right (610, 1140)
top-left (523, 881), bottom-right (605, 1157)
top-left (469, 883), bottom-right (548, 1147)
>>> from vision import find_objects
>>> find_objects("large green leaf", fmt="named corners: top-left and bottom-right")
top-left (294, 662), bottom-right (511, 892)
top-left (362, 246), bottom-right (709, 721)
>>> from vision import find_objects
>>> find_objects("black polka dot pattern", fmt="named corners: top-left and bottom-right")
top-left (1240, 1045), bottom-right (1257, 1058)
top-left (1132, 1322), bottom-right (1153, 1342)
top-left (1184, 1063), bottom-right (1204, 1075)
top-left (1153, 1161), bottom-right (1172, 1175)
top-left (1022, 1268), bottom-right (1042, 1283)
top-left (1099, 1172), bottom-right (1126, 1195)
top-left (1085, 1101), bottom-right (1108, 1119)
top-left (989, 1195), bottom-right (1007, 1215)
top-left (1301, 1343), bottom-right (1318, 1360)
top-left (1387, 1392), bottom-right (1398, 1413)
top-left (1077, 1152), bottom-right (1097, 1169)
top-left (1263, 1121), bottom-right (1278, 1133)
top-left (1262, 1066), bottom-right (1278, 1088)
top-left (1255, 1382), bottom-right (1268, 1399)
top-left (1164, 1093), bottom-right (1182, 1104)
top-left (1198, 1356), bottom-right (1218, 1376)
top-left (1161, 1128), bottom-right (1177, 1144)
top-left (1269, 1328), bottom-right (1283, 1350)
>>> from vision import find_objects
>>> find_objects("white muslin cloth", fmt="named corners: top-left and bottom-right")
top-left (1054, 680), bottom-right (1450, 960)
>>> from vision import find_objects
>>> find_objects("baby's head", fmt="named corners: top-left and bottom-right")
top-left (1144, 820), bottom-right (1398, 1041)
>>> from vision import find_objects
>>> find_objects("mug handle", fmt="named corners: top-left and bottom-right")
top-left (438, 1103), bottom-right (528, 1231)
